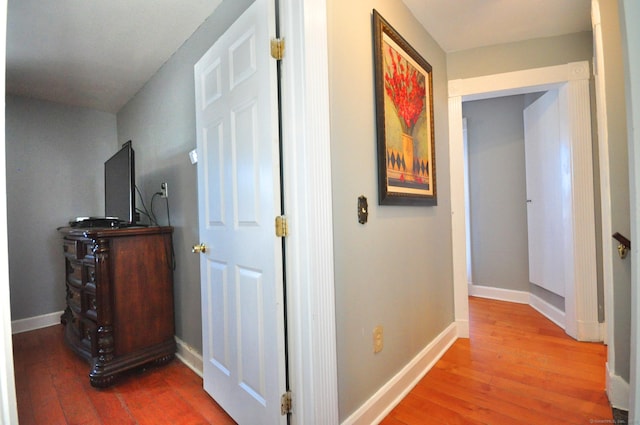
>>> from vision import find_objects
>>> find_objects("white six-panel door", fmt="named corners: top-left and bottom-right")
top-left (194, 0), bottom-right (287, 423)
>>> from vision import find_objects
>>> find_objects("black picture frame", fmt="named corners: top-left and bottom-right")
top-left (373, 10), bottom-right (437, 206)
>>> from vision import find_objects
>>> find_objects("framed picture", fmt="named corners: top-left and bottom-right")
top-left (373, 10), bottom-right (436, 206)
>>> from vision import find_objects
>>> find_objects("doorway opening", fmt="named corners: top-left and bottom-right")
top-left (449, 61), bottom-right (602, 343)
top-left (463, 91), bottom-right (571, 328)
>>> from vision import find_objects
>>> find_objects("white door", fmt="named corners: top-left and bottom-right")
top-left (523, 89), bottom-right (569, 297)
top-left (194, 0), bottom-right (287, 423)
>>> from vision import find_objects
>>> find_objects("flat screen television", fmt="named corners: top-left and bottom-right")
top-left (104, 141), bottom-right (136, 224)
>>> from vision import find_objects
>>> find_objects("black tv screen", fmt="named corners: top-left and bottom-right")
top-left (104, 141), bottom-right (136, 224)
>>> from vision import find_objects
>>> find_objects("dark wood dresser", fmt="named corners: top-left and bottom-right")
top-left (59, 226), bottom-right (176, 387)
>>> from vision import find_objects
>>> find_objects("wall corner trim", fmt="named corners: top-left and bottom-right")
top-left (448, 79), bottom-right (463, 97)
top-left (468, 284), bottom-right (529, 304)
top-left (175, 336), bottom-right (203, 378)
top-left (607, 362), bottom-right (630, 411)
top-left (568, 61), bottom-right (591, 81)
top-left (340, 323), bottom-right (458, 425)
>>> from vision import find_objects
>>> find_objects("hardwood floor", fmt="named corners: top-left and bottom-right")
top-left (381, 297), bottom-right (613, 424)
top-left (13, 324), bottom-right (236, 424)
top-left (13, 297), bottom-right (612, 424)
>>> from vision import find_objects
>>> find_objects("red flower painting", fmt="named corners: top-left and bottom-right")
top-left (384, 46), bottom-right (426, 135)
top-left (373, 10), bottom-right (436, 205)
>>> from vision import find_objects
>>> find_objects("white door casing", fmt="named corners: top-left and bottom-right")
top-left (0, 0), bottom-right (16, 422)
top-left (449, 61), bottom-right (600, 342)
top-left (524, 89), bottom-right (568, 298)
top-left (276, 0), bottom-right (340, 422)
top-left (620, 0), bottom-right (640, 420)
top-left (194, 0), bottom-right (287, 423)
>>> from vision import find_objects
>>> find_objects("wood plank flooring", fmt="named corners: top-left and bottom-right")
top-left (12, 324), bottom-right (236, 425)
top-left (381, 297), bottom-right (612, 424)
top-left (13, 297), bottom-right (612, 424)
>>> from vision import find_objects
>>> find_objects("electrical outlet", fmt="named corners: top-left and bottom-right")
top-left (373, 325), bottom-right (384, 353)
top-left (160, 182), bottom-right (168, 198)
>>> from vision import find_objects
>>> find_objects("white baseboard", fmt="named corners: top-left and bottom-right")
top-left (468, 284), bottom-right (529, 304)
top-left (529, 293), bottom-right (566, 330)
top-left (576, 320), bottom-right (604, 342)
top-left (341, 323), bottom-right (458, 425)
top-left (11, 311), bottom-right (64, 334)
top-left (469, 284), bottom-right (569, 332)
top-left (607, 362), bottom-right (630, 411)
top-left (175, 336), bottom-right (203, 378)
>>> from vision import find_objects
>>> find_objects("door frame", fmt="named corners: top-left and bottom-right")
top-left (448, 61), bottom-right (600, 342)
top-left (620, 0), bottom-right (640, 421)
top-left (0, 0), bottom-right (17, 422)
top-left (278, 0), bottom-right (339, 424)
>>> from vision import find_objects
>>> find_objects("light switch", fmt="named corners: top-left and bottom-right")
top-left (358, 195), bottom-right (368, 224)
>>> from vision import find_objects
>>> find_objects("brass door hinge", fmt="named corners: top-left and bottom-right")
top-left (281, 391), bottom-right (292, 415)
top-left (271, 38), bottom-right (285, 60)
top-left (275, 216), bottom-right (289, 238)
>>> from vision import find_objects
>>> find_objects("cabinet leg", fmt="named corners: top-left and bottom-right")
top-left (89, 372), bottom-right (116, 388)
top-left (60, 307), bottom-right (72, 325)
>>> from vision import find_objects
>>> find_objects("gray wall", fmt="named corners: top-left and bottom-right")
top-left (600, 0), bottom-right (631, 382)
top-left (327, 1), bottom-right (453, 420)
top-left (447, 32), bottom-right (594, 80)
top-left (6, 95), bottom-right (117, 320)
top-left (464, 95), bottom-right (530, 293)
top-left (116, 0), bottom-right (253, 353)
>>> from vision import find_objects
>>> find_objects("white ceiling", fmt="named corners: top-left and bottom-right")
top-left (402, 0), bottom-right (592, 52)
top-left (5, 0), bottom-right (592, 114)
top-left (6, 0), bottom-right (222, 113)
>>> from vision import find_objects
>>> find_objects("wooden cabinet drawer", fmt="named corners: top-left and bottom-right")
top-left (84, 288), bottom-right (97, 321)
top-left (66, 260), bottom-right (82, 288)
top-left (85, 265), bottom-right (96, 285)
top-left (63, 238), bottom-right (95, 260)
top-left (66, 285), bottom-right (81, 313)
top-left (81, 320), bottom-right (97, 357)
top-left (82, 241), bottom-right (95, 259)
top-left (62, 239), bottom-right (94, 260)
top-left (69, 310), bottom-right (82, 339)
top-left (63, 239), bottom-right (79, 259)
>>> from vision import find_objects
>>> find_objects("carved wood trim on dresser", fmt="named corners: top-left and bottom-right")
top-left (59, 226), bottom-right (176, 387)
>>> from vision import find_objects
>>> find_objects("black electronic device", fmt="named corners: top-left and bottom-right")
top-left (104, 141), bottom-right (136, 225)
top-left (69, 217), bottom-right (123, 228)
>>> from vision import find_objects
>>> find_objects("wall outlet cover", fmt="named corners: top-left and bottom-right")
top-left (373, 325), bottom-right (383, 353)
top-left (189, 149), bottom-right (198, 164)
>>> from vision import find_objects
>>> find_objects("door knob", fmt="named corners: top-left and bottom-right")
top-left (192, 243), bottom-right (207, 254)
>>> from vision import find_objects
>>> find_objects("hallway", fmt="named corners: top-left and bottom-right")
top-left (381, 297), bottom-right (612, 424)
